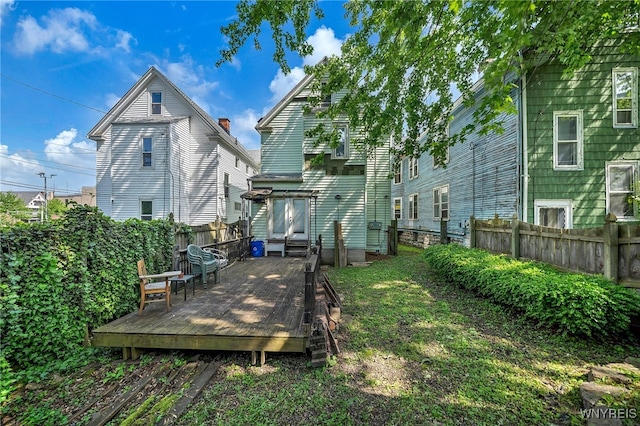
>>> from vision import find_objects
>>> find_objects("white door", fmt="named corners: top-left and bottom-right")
top-left (269, 198), bottom-right (308, 240)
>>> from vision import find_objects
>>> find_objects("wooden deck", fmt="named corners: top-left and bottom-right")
top-left (91, 256), bottom-right (312, 360)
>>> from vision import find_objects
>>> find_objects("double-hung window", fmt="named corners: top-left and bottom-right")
top-left (408, 194), bottom-right (418, 220)
top-left (151, 92), bottom-right (162, 115)
top-left (141, 201), bottom-right (153, 221)
top-left (534, 200), bottom-right (572, 228)
top-left (408, 158), bottom-right (419, 180)
top-left (553, 111), bottom-right (583, 170)
top-left (142, 137), bottom-right (153, 167)
top-left (606, 162), bottom-right (637, 221)
top-left (613, 68), bottom-right (638, 128)
top-left (393, 198), bottom-right (402, 220)
top-left (334, 125), bottom-right (348, 158)
top-left (223, 173), bottom-right (230, 198)
top-left (393, 159), bottom-right (402, 184)
top-left (433, 184), bottom-right (449, 220)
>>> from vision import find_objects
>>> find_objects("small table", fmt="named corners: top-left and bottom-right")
top-left (169, 274), bottom-right (195, 301)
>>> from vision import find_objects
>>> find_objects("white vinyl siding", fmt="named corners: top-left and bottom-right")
top-left (553, 111), bottom-right (583, 171)
top-left (612, 68), bottom-right (638, 128)
top-left (606, 162), bottom-right (638, 221)
top-left (534, 199), bottom-right (573, 229)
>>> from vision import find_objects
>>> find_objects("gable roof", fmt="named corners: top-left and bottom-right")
top-left (87, 67), bottom-right (258, 167)
top-left (255, 57), bottom-right (328, 132)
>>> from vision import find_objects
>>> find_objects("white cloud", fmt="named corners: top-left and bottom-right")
top-left (267, 26), bottom-right (344, 105)
top-left (231, 109), bottom-right (262, 150)
top-left (115, 29), bottom-right (135, 53)
top-left (0, 0), bottom-right (15, 26)
top-left (44, 128), bottom-right (95, 168)
top-left (105, 93), bottom-right (120, 109)
top-left (302, 26), bottom-right (343, 66)
top-left (13, 8), bottom-right (97, 55)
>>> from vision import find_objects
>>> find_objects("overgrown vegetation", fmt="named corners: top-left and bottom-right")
top-left (0, 206), bottom-right (175, 400)
top-left (424, 244), bottom-right (640, 338)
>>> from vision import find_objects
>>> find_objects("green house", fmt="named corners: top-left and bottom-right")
top-left (524, 39), bottom-right (640, 228)
top-left (245, 71), bottom-right (391, 263)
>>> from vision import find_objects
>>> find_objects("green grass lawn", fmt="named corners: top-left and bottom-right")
top-left (177, 245), bottom-right (640, 425)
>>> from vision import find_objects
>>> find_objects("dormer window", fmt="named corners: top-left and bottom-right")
top-left (151, 92), bottom-right (162, 115)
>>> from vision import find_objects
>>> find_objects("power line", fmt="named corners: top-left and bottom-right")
top-left (0, 154), bottom-right (96, 175)
top-left (1, 73), bottom-right (110, 115)
top-left (0, 180), bottom-right (87, 195)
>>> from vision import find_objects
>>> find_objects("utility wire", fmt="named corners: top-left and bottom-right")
top-left (0, 154), bottom-right (96, 176)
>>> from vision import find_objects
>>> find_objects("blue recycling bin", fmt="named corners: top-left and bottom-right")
top-left (250, 240), bottom-right (264, 257)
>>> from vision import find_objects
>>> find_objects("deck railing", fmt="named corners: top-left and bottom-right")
top-left (303, 236), bottom-right (323, 332)
top-left (174, 236), bottom-right (252, 274)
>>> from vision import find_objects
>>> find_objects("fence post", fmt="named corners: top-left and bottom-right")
top-left (511, 215), bottom-right (520, 259)
top-left (469, 216), bottom-right (476, 248)
top-left (603, 213), bottom-right (619, 283)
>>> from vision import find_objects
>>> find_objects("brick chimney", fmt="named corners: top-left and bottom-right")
top-left (218, 118), bottom-right (231, 134)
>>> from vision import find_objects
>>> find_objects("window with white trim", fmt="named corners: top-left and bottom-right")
top-left (235, 157), bottom-right (240, 169)
top-left (142, 137), bottom-right (153, 167)
top-left (408, 193), bottom-right (418, 220)
top-left (223, 173), bottom-right (230, 198)
top-left (408, 158), bottom-right (419, 179)
top-left (553, 111), bottom-right (583, 170)
top-left (141, 201), bottom-right (153, 221)
top-left (334, 125), bottom-right (348, 158)
top-left (393, 197), bottom-right (402, 220)
top-left (393, 160), bottom-right (402, 184)
top-left (433, 184), bottom-right (449, 220)
top-left (433, 146), bottom-right (450, 168)
top-left (534, 200), bottom-right (572, 229)
top-left (606, 162), bottom-right (637, 221)
top-left (151, 92), bottom-right (162, 115)
top-left (613, 68), bottom-right (637, 128)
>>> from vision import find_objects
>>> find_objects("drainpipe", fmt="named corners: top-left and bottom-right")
top-left (521, 73), bottom-right (529, 223)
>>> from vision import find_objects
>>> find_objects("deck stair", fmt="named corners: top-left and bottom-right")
top-left (285, 238), bottom-right (310, 257)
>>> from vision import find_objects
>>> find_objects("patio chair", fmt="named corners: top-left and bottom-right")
top-left (187, 244), bottom-right (218, 288)
top-left (204, 247), bottom-right (230, 281)
top-left (137, 259), bottom-right (172, 315)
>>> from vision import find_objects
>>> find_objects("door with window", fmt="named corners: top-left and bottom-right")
top-left (268, 198), bottom-right (309, 241)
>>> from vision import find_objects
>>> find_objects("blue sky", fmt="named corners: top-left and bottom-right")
top-left (0, 1), bottom-right (349, 196)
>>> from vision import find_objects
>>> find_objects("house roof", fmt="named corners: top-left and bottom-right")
top-left (87, 67), bottom-right (259, 168)
top-left (241, 188), bottom-right (318, 200)
top-left (255, 57), bottom-right (328, 131)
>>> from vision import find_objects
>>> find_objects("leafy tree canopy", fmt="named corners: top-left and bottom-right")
top-left (219, 0), bottom-right (640, 164)
top-left (0, 192), bottom-right (31, 225)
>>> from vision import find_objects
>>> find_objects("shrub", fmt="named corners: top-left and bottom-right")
top-left (423, 244), bottom-right (640, 338)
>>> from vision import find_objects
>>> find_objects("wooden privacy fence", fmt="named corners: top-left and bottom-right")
top-left (175, 220), bottom-right (242, 249)
top-left (470, 214), bottom-right (640, 287)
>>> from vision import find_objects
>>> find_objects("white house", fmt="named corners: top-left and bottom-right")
top-left (88, 67), bottom-right (259, 226)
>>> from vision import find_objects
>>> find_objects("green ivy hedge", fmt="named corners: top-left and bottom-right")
top-left (423, 244), bottom-right (640, 338)
top-left (0, 206), bottom-right (175, 373)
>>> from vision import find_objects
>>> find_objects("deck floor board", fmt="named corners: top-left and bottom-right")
top-left (92, 257), bottom-right (310, 353)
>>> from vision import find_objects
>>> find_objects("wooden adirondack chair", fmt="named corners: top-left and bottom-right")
top-left (137, 259), bottom-right (172, 314)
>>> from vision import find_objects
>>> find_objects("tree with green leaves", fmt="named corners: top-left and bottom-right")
top-left (47, 198), bottom-right (68, 219)
top-left (0, 192), bottom-right (32, 225)
top-left (218, 0), bottom-right (640, 164)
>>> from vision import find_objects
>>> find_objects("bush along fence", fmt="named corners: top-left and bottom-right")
top-left (470, 213), bottom-right (640, 287)
top-left (0, 206), bottom-right (175, 374)
top-left (424, 244), bottom-right (640, 338)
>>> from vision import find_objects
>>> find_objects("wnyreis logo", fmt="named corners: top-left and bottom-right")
top-left (580, 408), bottom-right (637, 420)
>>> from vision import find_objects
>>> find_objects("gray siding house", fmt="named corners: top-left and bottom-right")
top-left (246, 71), bottom-right (391, 263)
top-left (88, 67), bottom-right (258, 226)
top-left (392, 82), bottom-right (523, 246)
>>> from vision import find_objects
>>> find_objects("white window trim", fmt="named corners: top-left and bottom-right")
top-left (393, 160), bottom-right (402, 185)
top-left (235, 156), bottom-right (240, 169)
top-left (393, 197), bottom-right (403, 220)
top-left (408, 193), bottom-right (418, 220)
top-left (333, 124), bottom-right (349, 159)
top-left (150, 91), bottom-right (163, 116)
top-left (533, 199), bottom-right (573, 229)
top-left (553, 110), bottom-right (583, 171)
top-left (409, 158), bottom-right (419, 180)
top-left (141, 136), bottom-right (153, 168)
top-left (606, 161), bottom-right (638, 221)
top-left (433, 184), bottom-right (449, 221)
top-left (140, 200), bottom-right (153, 221)
top-left (612, 67), bottom-right (638, 128)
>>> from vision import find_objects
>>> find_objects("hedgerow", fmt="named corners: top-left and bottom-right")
top-left (423, 244), bottom-right (640, 338)
top-left (0, 206), bottom-right (175, 381)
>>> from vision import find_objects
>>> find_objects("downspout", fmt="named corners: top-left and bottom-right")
top-left (521, 73), bottom-right (529, 223)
